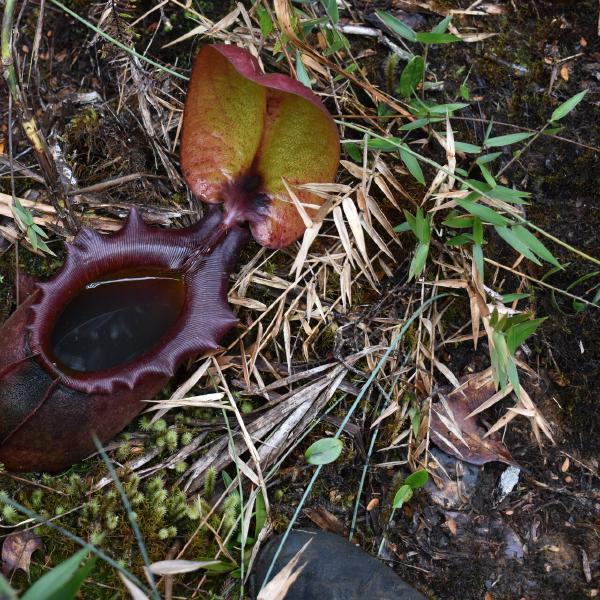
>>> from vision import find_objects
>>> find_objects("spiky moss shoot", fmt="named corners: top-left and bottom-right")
top-left (221, 492), bottom-right (241, 534)
top-left (187, 496), bottom-right (212, 522)
top-left (116, 442), bottom-right (132, 462)
top-left (181, 431), bottom-right (193, 446)
top-left (84, 499), bottom-right (100, 519)
top-left (158, 526), bottom-right (177, 540)
top-left (2, 505), bottom-right (20, 525)
top-left (138, 416), bottom-right (153, 431)
top-left (167, 491), bottom-right (188, 522)
top-left (241, 400), bottom-right (253, 414)
top-left (165, 429), bottom-right (179, 451)
top-left (66, 474), bottom-right (87, 496)
top-left (0, 435), bottom-right (220, 597)
top-left (204, 467), bottom-right (217, 498)
top-left (31, 490), bottom-right (43, 509)
top-left (152, 419), bottom-right (168, 433)
top-left (147, 476), bottom-right (168, 506)
top-left (105, 512), bottom-right (119, 530)
top-left (90, 531), bottom-right (105, 546)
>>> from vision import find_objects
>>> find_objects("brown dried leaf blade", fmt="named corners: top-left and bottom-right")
top-left (1, 530), bottom-right (43, 576)
top-left (430, 374), bottom-right (518, 466)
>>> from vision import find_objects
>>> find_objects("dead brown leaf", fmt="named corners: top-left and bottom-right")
top-left (305, 507), bottom-right (346, 537)
top-left (2, 530), bottom-right (43, 576)
top-left (430, 373), bottom-right (518, 466)
top-left (445, 516), bottom-right (457, 536)
top-left (366, 498), bottom-right (380, 511)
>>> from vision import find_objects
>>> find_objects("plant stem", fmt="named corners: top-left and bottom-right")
top-left (1, 0), bottom-right (18, 97)
top-left (94, 437), bottom-right (160, 600)
top-left (496, 123), bottom-right (549, 177)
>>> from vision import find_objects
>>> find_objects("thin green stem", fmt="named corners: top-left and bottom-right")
top-left (496, 123), bottom-right (549, 177)
top-left (1, 0), bottom-right (18, 97)
top-left (221, 409), bottom-right (246, 598)
top-left (348, 358), bottom-right (410, 541)
top-left (483, 256), bottom-right (600, 310)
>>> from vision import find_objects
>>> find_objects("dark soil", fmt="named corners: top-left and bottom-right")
top-left (0, 1), bottom-right (599, 599)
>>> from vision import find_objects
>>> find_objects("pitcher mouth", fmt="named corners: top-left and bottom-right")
top-left (27, 207), bottom-right (248, 394)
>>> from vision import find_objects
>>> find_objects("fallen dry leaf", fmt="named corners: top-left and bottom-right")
top-left (2, 530), bottom-right (43, 576)
top-left (366, 498), bottom-right (379, 511)
top-left (445, 516), bottom-right (457, 536)
top-left (305, 507), bottom-right (346, 537)
top-left (430, 373), bottom-right (518, 466)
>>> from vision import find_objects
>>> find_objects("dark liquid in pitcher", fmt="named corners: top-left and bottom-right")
top-left (50, 270), bottom-right (186, 373)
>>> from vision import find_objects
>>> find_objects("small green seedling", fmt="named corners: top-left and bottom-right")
top-left (392, 469), bottom-right (429, 509)
top-left (305, 437), bottom-right (343, 465)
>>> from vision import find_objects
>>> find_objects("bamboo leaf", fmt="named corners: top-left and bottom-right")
top-left (431, 15), bottom-right (452, 34)
top-left (295, 51), bottom-right (312, 88)
top-left (472, 217), bottom-right (483, 245)
top-left (427, 102), bottom-right (469, 114)
top-left (399, 146), bottom-right (425, 185)
top-left (402, 209), bottom-right (417, 235)
top-left (456, 199), bottom-right (510, 226)
top-left (473, 243), bottom-right (484, 278)
top-left (502, 293), bottom-right (530, 302)
top-left (495, 226), bottom-right (542, 265)
top-left (22, 550), bottom-right (93, 600)
top-left (405, 469), bottom-right (429, 489)
top-left (485, 132), bottom-right (533, 147)
top-left (257, 6), bottom-right (273, 37)
top-left (399, 117), bottom-right (434, 131)
top-left (376, 10), bottom-right (416, 42)
top-left (512, 225), bottom-right (561, 268)
top-left (506, 317), bottom-right (546, 354)
top-left (398, 56), bottom-right (425, 98)
top-left (476, 152), bottom-right (502, 165)
top-left (550, 90), bottom-right (587, 122)
top-left (415, 32), bottom-right (460, 44)
top-left (392, 484), bottom-right (413, 509)
top-left (0, 574), bottom-right (17, 600)
top-left (446, 233), bottom-right (471, 246)
top-left (453, 141), bottom-right (481, 153)
top-left (320, 0), bottom-right (339, 24)
top-left (409, 242), bottom-right (429, 279)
